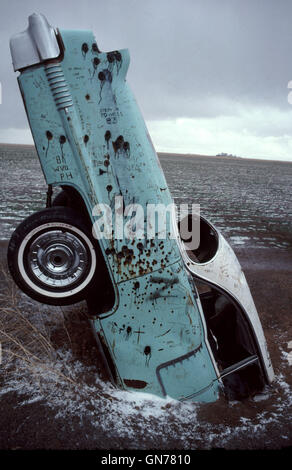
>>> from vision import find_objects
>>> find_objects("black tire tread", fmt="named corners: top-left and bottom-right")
top-left (7, 207), bottom-right (97, 306)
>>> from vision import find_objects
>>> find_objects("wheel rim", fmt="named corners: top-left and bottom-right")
top-left (27, 230), bottom-right (89, 289)
top-left (17, 222), bottom-right (97, 298)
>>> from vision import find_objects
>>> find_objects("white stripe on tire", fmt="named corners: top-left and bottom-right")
top-left (18, 222), bottom-right (96, 298)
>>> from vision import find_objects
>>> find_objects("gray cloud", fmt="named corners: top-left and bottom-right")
top-left (0, 0), bottom-right (292, 131)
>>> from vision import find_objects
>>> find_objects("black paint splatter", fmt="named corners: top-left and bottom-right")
top-left (144, 346), bottom-right (151, 366)
top-left (126, 326), bottom-right (132, 339)
top-left (112, 136), bottom-right (130, 158)
top-left (114, 51), bottom-right (122, 73)
top-left (123, 141), bottom-right (130, 158)
top-left (92, 42), bottom-right (101, 53)
top-left (133, 281), bottom-right (140, 290)
top-left (98, 71), bottom-right (105, 81)
top-left (59, 135), bottom-right (66, 159)
top-left (90, 57), bottom-right (100, 79)
top-left (104, 130), bottom-right (111, 149)
top-left (112, 135), bottom-right (124, 156)
top-left (98, 69), bottom-right (112, 104)
top-left (82, 43), bottom-right (89, 58)
top-left (137, 242), bottom-right (144, 254)
top-left (107, 50), bottom-right (123, 74)
top-left (107, 52), bottom-right (115, 63)
top-left (45, 131), bottom-right (53, 157)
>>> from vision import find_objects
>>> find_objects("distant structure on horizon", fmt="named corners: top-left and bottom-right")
top-left (216, 152), bottom-right (239, 158)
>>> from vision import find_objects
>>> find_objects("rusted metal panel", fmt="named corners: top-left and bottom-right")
top-left (12, 14), bottom-right (220, 402)
top-left (10, 14), bottom-right (274, 402)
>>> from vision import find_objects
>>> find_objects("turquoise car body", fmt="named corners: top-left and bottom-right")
top-left (12, 17), bottom-right (220, 402)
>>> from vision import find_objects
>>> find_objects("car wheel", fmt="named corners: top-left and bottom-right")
top-left (7, 207), bottom-right (97, 306)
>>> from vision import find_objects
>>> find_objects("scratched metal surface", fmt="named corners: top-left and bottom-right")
top-left (16, 28), bottom-right (219, 402)
top-left (97, 262), bottom-right (218, 402)
top-left (19, 30), bottom-right (180, 283)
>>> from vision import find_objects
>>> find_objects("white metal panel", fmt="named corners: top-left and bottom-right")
top-left (10, 13), bottom-right (60, 71)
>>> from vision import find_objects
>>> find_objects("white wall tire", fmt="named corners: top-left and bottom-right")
top-left (8, 207), bottom-right (98, 306)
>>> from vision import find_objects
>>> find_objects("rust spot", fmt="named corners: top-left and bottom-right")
top-left (144, 346), bottom-right (151, 355)
top-left (45, 131), bottom-right (53, 157)
top-left (85, 94), bottom-right (90, 100)
top-left (59, 135), bottom-right (66, 144)
top-left (105, 130), bottom-right (111, 142)
top-left (107, 52), bottom-right (115, 63)
top-left (126, 326), bottom-right (132, 334)
top-left (112, 135), bottom-right (124, 153)
top-left (84, 134), bottom-right (89, 144)
top-left (82, 43), bottom-right (89, 55)
top-left (115, 51), bottom-right (122, 62)
top-left (137, 242), bottom-right (144, 253)
top-left (92, 43), bottom-right (101, 53)
top-left (123, 379), bottom-right (148, 389)
top-left (98, 71), bottom-right (105, 81)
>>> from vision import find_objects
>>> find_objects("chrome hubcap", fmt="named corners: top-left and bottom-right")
top-left (27, 230), bottom-right (89, 288)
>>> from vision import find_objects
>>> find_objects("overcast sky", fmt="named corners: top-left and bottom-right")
top-left (1, 0), bottom-right (292, 160)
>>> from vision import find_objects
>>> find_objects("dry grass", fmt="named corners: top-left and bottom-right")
top-left (0, 265), bottom-right (78, 385)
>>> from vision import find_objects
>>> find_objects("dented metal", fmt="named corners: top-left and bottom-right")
top-left (9, 14), bottom-right (273, 403)
top-left (176, 216), bottom-right (274, 385)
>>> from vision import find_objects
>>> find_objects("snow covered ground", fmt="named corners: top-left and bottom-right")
top-left (0, 291), bottom-right (291, 450)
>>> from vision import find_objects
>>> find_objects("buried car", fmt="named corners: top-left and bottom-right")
top-left (7, 14), bottom-right (274, 402)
